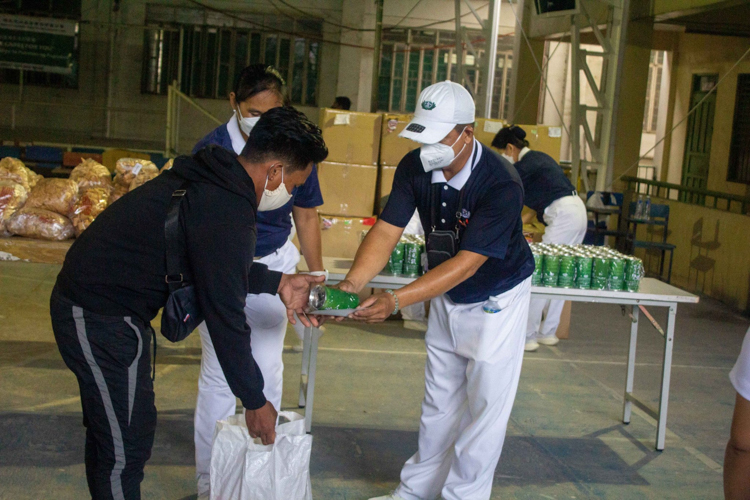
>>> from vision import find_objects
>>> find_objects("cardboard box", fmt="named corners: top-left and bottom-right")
top-left (474, 121), bottom-right (564, 163)
top-left (556, 301), bottom-right (572, 339)
top-left (377, 165), bottom-right (397, 211)
top-left (319, 214), bottom-right (377, 259)
top-left (473, 118), bottom-right (506, 147)
top-left (319, 109), bottom-right (382, 166)
top-left (380, 113), bottom-right (420, 166)
top-left (519, 124), bottom-right (563, 163)
top-left (317, 161), bottom-right (378, 217)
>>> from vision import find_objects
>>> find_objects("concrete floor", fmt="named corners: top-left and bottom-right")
top-left (0, 261), bottom-right (748, 499)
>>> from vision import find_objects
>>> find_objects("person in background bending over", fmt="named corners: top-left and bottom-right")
top-left (725, 326), bottom-right (750, 499)
top-left (192, 65), bottom-right (326, 498)
top-left (339, 81), bottom-right (534, 500)
top-left (492, 125), bottom-right (587, 352)
top-left (331, 96), bottom-right (352, 110)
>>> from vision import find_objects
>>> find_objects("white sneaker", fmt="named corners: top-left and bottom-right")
top-left (524, 339), bottom-right (539, 352)
top-left (537, 334), bottom-right (559, 346)
top-left (369, 495), bottom-right (406, 500)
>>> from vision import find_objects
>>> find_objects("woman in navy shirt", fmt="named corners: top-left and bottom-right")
top-left (493, 125), bottom-right (587, 351)
top-left (191, 64), bottom-right (325, 498)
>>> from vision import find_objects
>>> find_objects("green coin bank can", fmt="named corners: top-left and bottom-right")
top-left (386, 241), bottom-right (405, 275)
top-left (532, 252), bottom-right (543, 286)
top-left (591, 256), bottom-right (609, 290)
top-left (574, 255), bottom-right (593, 289)
top-left (308, 285), bottom-right (360, 311)
top-left (403, 241), bottom-right (422, 277)
top-left (542, 253), bottom-right (560, 287)
top-left (558, 254), bottom-right (576, 288)
top-left (608, 256), bottom-right (626, 291)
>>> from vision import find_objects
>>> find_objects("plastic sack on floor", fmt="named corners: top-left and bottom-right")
top-left (0, 157), bottom-right (42, 191)
top-left (114, 158), bottom-right (158, 188)
top-left (210, 411), bottom-right (313, 500)
top-left (7, 208), bottom-right (74, 241)
top-left (0, 181), bottom-right (29, 237)
top-left (69, 187), bottom-right (110, 236)
top-left (25, 178), bottom-right (79, 216)
top-left (70, 158), bottom-right (112, 193)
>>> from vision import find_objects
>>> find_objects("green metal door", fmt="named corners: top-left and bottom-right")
top-left (681, 74), bottom-right (717, 203)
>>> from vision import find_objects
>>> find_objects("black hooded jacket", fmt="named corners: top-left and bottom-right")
top-left (55, 145), bottom-right (279, 409)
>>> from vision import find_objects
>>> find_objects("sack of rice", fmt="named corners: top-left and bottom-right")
top-left (69, 187), bottom-right (110, 236)
top-left (110, 183), bottom-right (129, 203)
top-left (70, 158), bottom-right (112, 192)
top-left (114, 158), bottom-right (158, 187)
top-left (0, 157), bottom-right (42, 191)
top-left (25, 178), bottom-right (79, 216)
top-left (7, 207), bottom-right (75, 241)
top-left (0, 181), bottom-right (29, 237)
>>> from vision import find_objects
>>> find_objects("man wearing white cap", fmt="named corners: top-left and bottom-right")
top-left (337, 81), bottom-right (534, 500)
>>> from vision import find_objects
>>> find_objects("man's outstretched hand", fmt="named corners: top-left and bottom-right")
top-left (278, 274), bottom-right (325, 327)
top-left (245, 401), bottom-right (277, 445)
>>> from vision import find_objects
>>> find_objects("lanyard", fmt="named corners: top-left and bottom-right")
top-left (430, 143), bottom-right (480, 233)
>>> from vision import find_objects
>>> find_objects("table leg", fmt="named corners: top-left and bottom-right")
top-left (623, 305), bottom-right (639, 424)
top-left (304, 327), bottom-right (323, 434)
top-left (656, 304), bottom-right (677, 451)
top-left (299, 325), bottom-right (312, 408)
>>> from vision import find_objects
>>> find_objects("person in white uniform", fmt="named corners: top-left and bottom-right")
top-left (725, 326), bottom-right (750, 499)
top-left (493, 125), bottom-right (588, 352)
top-left (337, 81), bottom-right (535, 500)
top-left (191, 65), bottom-right (326, 498)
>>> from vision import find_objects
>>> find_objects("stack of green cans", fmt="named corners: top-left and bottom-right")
top-left (383, 235), bottom-right (425, 277)
top-left (529, 243), bottom-right (644, 293)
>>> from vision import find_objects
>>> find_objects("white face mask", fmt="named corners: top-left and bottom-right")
top-left (257, 167), bottom-right (293, 212)
top-left (235, 107), bottom-right (260, 136)
top-left (501, 153), bottom-right (515, 164)
top-left (419, 128), bottom-right (468, 172)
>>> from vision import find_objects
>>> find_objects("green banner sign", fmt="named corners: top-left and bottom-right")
top-left (0, 14), bottom-right (77, 74)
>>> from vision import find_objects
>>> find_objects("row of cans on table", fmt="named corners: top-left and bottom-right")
top-left (530, 243), bottom-right (644, 292)
top-left (385, 234), bottom-right (426, 277)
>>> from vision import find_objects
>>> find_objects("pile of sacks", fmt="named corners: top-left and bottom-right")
top-left (0, 157), bottom-right (169, 241)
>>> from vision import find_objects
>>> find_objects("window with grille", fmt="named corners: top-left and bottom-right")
top-left (377, 28), bottom-right (513, 119)
top-left (0, 0), bottom-right (81, 89)
top-left (728, 73), bottom-right (750, 184)
top-left (141, 8), bottom-right (321, 106)
top-left (642, 50), bottom-right (666, 133)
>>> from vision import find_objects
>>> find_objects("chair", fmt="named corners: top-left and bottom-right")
top-left (0, 146), bottom-right (22, 159)
top-left (626, 202), bottom-right (675, 283)
top-left (24, 146), bottom-right (64, 170)
top-left (584, 191), bottom-right (624, 246)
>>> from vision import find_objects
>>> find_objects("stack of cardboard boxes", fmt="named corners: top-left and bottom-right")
top-left (316, 109), bottom-right (381, 258)
top-left (377, 114), bottom-right (420, 212)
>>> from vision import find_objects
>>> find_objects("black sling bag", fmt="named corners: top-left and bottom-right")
top-left (161, 180), bottom-right (204, 342)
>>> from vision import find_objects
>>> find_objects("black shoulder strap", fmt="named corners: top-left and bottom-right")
top-left (165, 180), bottom-right (190, 292)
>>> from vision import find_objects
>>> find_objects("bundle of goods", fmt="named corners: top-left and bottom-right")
top-left (6, 208), bottom-right (75, 241)
top-left (0, 157), bottom-right (42, 191)
top-left (110, 184), bottom-right (129, 203)
top-left (530, 243), bottom-right (644, 292)
top-left (69, 158), bottom-right (112, 192)
top-left (0, 180), bottom-right (29, 237)
top-left (114, 158), bottom-right (159, 192)
top-left (25, 178), bottom-right (79, 216)
top-left (69, 188), bottom-right (110, 236)
top-left (383, 234), bottom-right (426, 277)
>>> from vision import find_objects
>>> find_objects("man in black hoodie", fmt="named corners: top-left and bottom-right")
top-left (50, 107), bottom-right (328, 500)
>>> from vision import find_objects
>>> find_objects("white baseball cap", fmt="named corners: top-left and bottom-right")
top-left (399, 80), bottom-right (476, 144)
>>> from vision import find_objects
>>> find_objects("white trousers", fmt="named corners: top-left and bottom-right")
top-left (527, 195), bottom-right (587, 340)
top-left (395, 277), bottom-right (531, 500)
top-left (194, 240), bottom-right (300, 495)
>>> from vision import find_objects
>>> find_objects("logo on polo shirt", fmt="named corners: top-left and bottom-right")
top-left (461, 209), bottom-right (471, 219)
top-left (421, 101), bottom-right (436, 110)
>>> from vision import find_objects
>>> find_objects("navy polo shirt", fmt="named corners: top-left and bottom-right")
top-left (193, 122), bottom-right (324, 257)
top-left (514, 149), bottom-right (575, 222)
top-left (381, 141), bottom-right (534, 304)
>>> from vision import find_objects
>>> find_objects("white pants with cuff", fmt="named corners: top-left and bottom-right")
top-left (395, 277), bottom-right (531, 500)
top-left (527, 195), bottom-right (587, 341)
top-left (194, 240), bottom-right (300, 495)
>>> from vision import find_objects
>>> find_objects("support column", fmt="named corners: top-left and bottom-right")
top-left (611, 17), bottom-right (654, 190)
top-left (508, 0), bottom-right (545, 124)
top-left (337, 0), bottom-right (375, 112)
